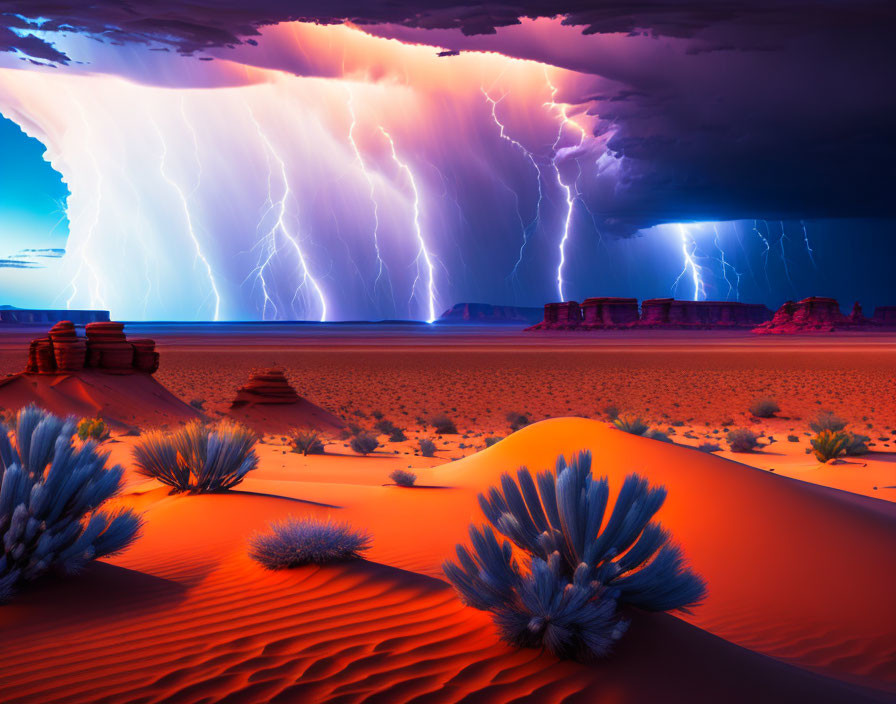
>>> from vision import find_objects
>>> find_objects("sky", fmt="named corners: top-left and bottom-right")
top-left (0, 2), bottom-right (893, 320)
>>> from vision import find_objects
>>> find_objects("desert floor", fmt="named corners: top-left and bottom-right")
top-left (0, 323), bottom-right (894, 703)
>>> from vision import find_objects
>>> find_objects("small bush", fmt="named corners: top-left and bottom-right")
top-left (726, 428), bottom-right (759, 452)
top-left (612, 415), bottom-right (649, 436)
top-left (748, 397), bottom-right (779, 418)
top-left (811, 429), bottom-right (850, 462)
top-left (0, 406), bottom-right (142, 601)
top-left (845, 433), bottom-right (870, 456)
top-left (444, 451), bottom-right (704, 662)
top-left (645, 429), bottom-right (672, 443)
top-left (698, 442), bottom-right (722, 453)
top-left (350, 433), bottom-right (380, 455)
top-left (132, 420), bottom-right (258, 493)
top-left (809, 412), bottom-right (847, 434)
top-left (603, 404), bottom-right (620, 420)
top-left (506, 412), bottom-right (530, 432)
top-left (189, 399), bottom-right (206, 411)
top-left (418, 438), bottom-right (437, 457)
top-left (289, 429), bottom-right (325, 455)
top-left (787, 435), bottom-right (800, 443)
top-left (388, 428), bottom-right (408, 442)
top-left (249, 517), bottom-right (371, 568)
top-left (430, 414), bottom-right (458, 434)
top-left (390, 469), bottom-right (417, 487)
top-left (77, 417), bottom-right (110, 442)
top-left (374, 418), bottom-right (398, 435)
top-left (484, 436), bottom-right (503, 448)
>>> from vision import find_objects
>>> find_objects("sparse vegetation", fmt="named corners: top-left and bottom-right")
top-left (189, 399), bottom-right (206, 411)
top-left (726, 428), bottom-right (760, 452)
top-left (443, 451), bottom-right (705, 661)
top-left (350, 432), bottom-right (380, 455)
top-left (612, 414), bottom-right (650, 437)
top-left (132, 420), bottom-right (258, 492)
top-left (698, 442), bottom-right (722, 453)
top-left (845, 433), bottom-right (870, 456)
top-left (748, 397), bottom-right (780, 418)
top-left (418, 438), bottom-right (437, 457)
top-left (0, 406), bottom-right (142, 601)
top-left (810, 429), bottom-right (850, 462)
top-left (484, 436), bottom-right (503, 448)
top-left (289, 429), bottom-right (325, 455)
top-left (430, 414), bottom-right (458, 434)
top-left (809, 412), bottom-right (847, 434)
top-left (389, 469), bottom-right (417, 487)
top-left (644, 429), bottom-right (673, 443)
top-left (77, 417), bottom-right (110, 442)
top-left (506, 412), bottom-right (530, 432)
top-left (603, 404), bottom-right (620, 420)
top-left (249, 517), bottom-right (371, 568)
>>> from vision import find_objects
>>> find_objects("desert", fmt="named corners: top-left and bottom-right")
top-left (0, 321), bottom-right (893, 703)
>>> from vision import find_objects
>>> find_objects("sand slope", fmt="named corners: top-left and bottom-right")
top-left (0, 371), bottom-right (203, 429)
top-left (1, 418), bottom-right (893, 702)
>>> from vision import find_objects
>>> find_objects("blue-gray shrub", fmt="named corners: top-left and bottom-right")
top-left (249, 517), bottom-right (371, 568)
top-left (443, 450), bottom-right (705, 660)
top-left (0, 406), bottom-right (142, 601)
top-left (132, 420), bottom-right (258, 492)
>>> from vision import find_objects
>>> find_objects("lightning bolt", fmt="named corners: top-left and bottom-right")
top-left (672, 224), bottom-right (706, 301)
top-left (378, 125), bottom-right (437, 323)
top-left (776, 220), bottom-right (794, 289)
top-left (247, 108), bottom-right (328, 322)
top-left (752, 219), bottom-right (772, 289)
top-left (800, 219), bottom-right (817, 267)
top-left (345, 88), bottom-right (394, 309)
top-left (713, 223), bottom-right (742, 301)
top-left (153, 116), bottom-right (221, 321)
top-left (544, 70), bottom-right (587, 302)
top-left (66, 94), bottom-right (107, 311)
top-left (481, 87), bottom-right (544, 282)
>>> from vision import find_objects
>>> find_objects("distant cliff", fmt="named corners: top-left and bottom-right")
top-left (0, 306), bottom-right (110, 324)
top-left (437, 302), bottom-right (543, 324)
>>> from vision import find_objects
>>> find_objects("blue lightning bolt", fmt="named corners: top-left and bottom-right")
top-left (481, 87), bottom-right (544, 282)
top-left (544, 71), bottom-right (587, 302)
top-left (752, 219), bottom-right (772, 289)
top-left (672, 224), bottom-right (706, 301)
top-left (153, 116), bottom-right (222, 321)
top-left (247, 109), bottom-right (328, 322)
top-left (713, 223), bottom-right (742, 301)
top-left (378, 125), bottom-right (437, 323)
top-left (800, 219), bottom-right (817, 267)
top-left (346, 88), bottom-right (394, 309)
top-left (776, 220), bottom-right (795, 290)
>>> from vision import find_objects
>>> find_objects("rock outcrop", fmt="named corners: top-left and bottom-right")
top-left (230, 368), bottom-right (301, 406)
top-left (637, 299), bottom-right (772, 329)
top-left (24, 321), bottom-right (159, 374)
top-left (753, 297), bottom-right (875, 334)
top-left (871, 306), bottom-right (896, 327)
top-left (581, 298), bottom-right (640, 329)
top-left (0, 306), bottom-right (110, 324)
top-left (528, 297), bottom-right (771, 330)
top-left (437, 302), bottom-right (543, 325)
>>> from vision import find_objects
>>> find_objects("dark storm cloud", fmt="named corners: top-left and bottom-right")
top-left (1, 1), bottom-right (893, 234)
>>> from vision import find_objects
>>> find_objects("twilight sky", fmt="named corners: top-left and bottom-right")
top-left (0, 2), bottom-right (893, 320)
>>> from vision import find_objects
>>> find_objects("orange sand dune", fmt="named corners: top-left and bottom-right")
top-left (1, 418), bottom-right (894, 702)
top-left (0, 371), bottom-right (203, 429)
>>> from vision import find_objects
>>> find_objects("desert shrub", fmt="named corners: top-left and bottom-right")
top-left (132, 420), bottom-right (258, 493)
top-left (809, 412), bottom-right (847, 434)
top-left (418, 438), bottom-right (437, 457)
top-left (612, 415), bottom-right (649, 437)
top-left (845, 433), bottom-right (870, 456)
top-left (810, 430), bottom-right (850, 462)
top-left (748, 397), bottom-right (779, 418)
top-left (350, 432), bottom-right (380, 455)
top-left (0, 406), bottom-right (142, 601)
top-left (443, 451), bottom-right (705, 661)
top-left (249, 517), bottom-right (371, 568)
top-left (726, 428), bottom-right (759, 452)
top-left (603, 404), bottom-right (620, 420)
top-left (388, 428), bottom-right (408, 442)
top-left (374, 418), bottom-right (397, 435)
top-left (787, 435), bottom-right (800, 443)
top-left (289, 429), bottom-right (325, 456)
top-left (430, 414), bottom-right (458, 434)
top-left (189, 399), bottom-right (206, 411)
top-left (390, 469), bottom-right (417, 487)
top-left (506, 412), bottom-right (530, 432)
top-left (698, 442), bottom-right (722, 453)
top-left (484, 436), bottom-right (503, 448)
top-left (77, 417), bottom-right (110, 442)
top-left (645, 429), bottom-right (672, 443)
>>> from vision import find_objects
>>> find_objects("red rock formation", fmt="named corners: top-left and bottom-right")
top-left (527, 301), bottom-right (583, 330)
top-left (752, 297), bottom-right (876, 334)
top-left (22, 321), bottom-right (159, 375)
top-left (871, 306), bottom-right (896, 327)
top-left (580, 298), bottom-right (639, 329)
top-left (231, 368), bottom-right (301, 406)
top-left (638, 299), bottom-right (771, 328)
